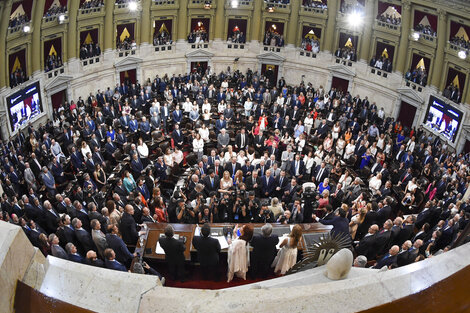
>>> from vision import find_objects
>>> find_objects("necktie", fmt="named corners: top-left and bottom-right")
top-left (211, 178), bottom-right (214, 187)
top-left (241, 135), bottom-right (245, 147)
top-left (402, 174), bottom-right (408, 183)
top-left (280, 177), bottom-right (283, 186)
top-left (317, 168), bottom-right (323, 181)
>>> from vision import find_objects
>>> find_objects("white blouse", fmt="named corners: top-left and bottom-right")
top-left (137, 143), bottom-right (149, 158)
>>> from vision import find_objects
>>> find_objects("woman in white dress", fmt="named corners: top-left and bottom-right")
top-left (227, 224), bottom-right (254, 282)
top-left (137, 138), bottom-right (149, 166)
top-left (339, 170), bottom-right (352, 191)
top-left (336, 134), bottom-right (346, 157)
top-left (313, 145), bottom-right (325, 166)
top-left (219, 171), bottom-right (233, 194)
top-left (369, 141), bottom-right (378, 158)
top-left (303, 151), bottom-right (315, 177)
top-left (192, 133), bottom-right (204, 160)
top-left (81, 141), bottom-right (92, 159)
top-left (201, 99), bottom-right (211, 115)
top-left (163, 148), bottom-right (174, 170)
top-left (237, 150), bottom-right (247, 167)
top-left (218, 99), bottom-right (226, 114)
top-left (377, 133), bottom-right (386, 150)
top-left (384, 139), bottom-right (393, 155)
top-left (344, 139), bottom-right (356, 160)
top-left (295, 133), bottom-right (306, 154)
top-left (332, 121), bottom-right (341, 140)
top-left (272, 224), bottom-right (303, 275)
top-left (304, 113), bottom-right (314, 136)
top-left (198, 123), bottom-right (209, 142)
top-left (244, 98), bottom-right (253, 116)
top-left (172, 147), bottom-right (184, 166)
top-left (224, 145), bottom-right (236, 163)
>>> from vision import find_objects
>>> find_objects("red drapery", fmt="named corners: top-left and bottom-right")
top-left (154, 19), bottom-right (173, 37)
top-left (331, 76), bottom-right (349, 93)
top-left (397, 101), bottom-right (416, 129)
top-left (51, 90), bottom-right (66, 110)
top-left (120, 69), bottom-right (136, 85)
top-left (11, 0), bottom-right (33, 19)
top-left (377, 1), bottom-right (401, 15)
top-left (375, 41), bottom-right (395, 61)
top-left (446, 67), bottom-right (466, 91)
top-left (413, 10), bottom-right (437, 30)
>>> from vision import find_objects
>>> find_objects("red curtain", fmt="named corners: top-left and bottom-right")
top-left (339, 32), bottom-right (358, 50)
top-left (450, 21), bottom-right (470, 40)
top-left (227, 19), bottom-right (247, 38)
top-left (80, 28), bottom-right (98, 45)
top-left (301, 26), bottom-right (322, 39)
top-left (44, 37), bottom-right (62, 58)
top-left (331, 76), bottom-right (349, 93)
top-left (154, 19), bottom-right (173, 38)
top-left (120, 69), bottom-right (136, 85)
top-left (9, 48), bottom-right (27, 75)
top-left (44, 0), bottom-right (67, 14)
top-left (51, 90), bottom-right (66, 110)
top-left (377, 1), bottom-right (401, 15)
top-left (264, 21), bottom-right (285, 36)
top-left (410, 53), bottom-right (431, 72)
top-left (375, 41), bottom-right (395, 61)
top-left (397, 101), bottom-right (416, 129)
top-left (413, 10), bottom-right (437, 30)
top-left (446, 67), bottom-right (466, 91)
top-left (11, 0), bottom-right (33, 19)
top-left (116, 23), bottom-right (135, 41)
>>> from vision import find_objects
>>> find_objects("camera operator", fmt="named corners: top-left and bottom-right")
top-left (198, 205), bottom-right (213, 223)
top-left (252, 202), bottom-right (275, 223)
top-left (246, 191), bottom-right (261, 217)
top-left (290, 199), bottom-right (304, 223)
top-left (216, 192), bottom-right (234, 222)
top-left (176, 198), bottom-right (196, 224)
top-left (190, 192), bottom-right (205, 217)
top-left (233, 192), bottom-right (251, 223)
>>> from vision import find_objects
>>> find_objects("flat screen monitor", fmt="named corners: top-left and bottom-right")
top-left (5, 81), bottom-right (43, 133)
top-left (423, 95), bottom-right (463, 143)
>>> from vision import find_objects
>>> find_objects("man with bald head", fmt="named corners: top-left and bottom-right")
top-left (373, 245), bottom-right (399, 268)
top-left (120, 204), bottom-right (140, 245)
top-left (355, 224), bottom-right (379, 260)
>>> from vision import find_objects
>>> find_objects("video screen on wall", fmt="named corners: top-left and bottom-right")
top-left (6, 81), bottom-right (43, 133)
top-left (423, 95), bottom-right (463, 142)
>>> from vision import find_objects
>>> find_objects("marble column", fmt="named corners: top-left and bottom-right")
top-left (140, 0), bottom-right (151, 44)
top-left (250, 0), bottom-right (263, 43)
top-left (67, 0), bottom-right (79, 60)
top-left (213, 0), bottom-right (225, 40)
top-left (286, 0), bottom-right (300, 47)
top-left (176, 0), bottom-right (188, 42)
top-left (0, 0), bottom-right (13, 88)
top-left (104, 0), bottom-right (115, 51)
top-left (324, 0), bottom-right (339, 53)
top-left (31, 0), bottom-right (46, 74)
top-left (359, 0), bottom-right (376, 62)
top-left (430, 9), bottom-right (447, 90)
top-left (395, 0), bottom-right (411, 74)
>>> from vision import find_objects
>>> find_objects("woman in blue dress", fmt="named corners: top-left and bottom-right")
top-left (360, 149), bottom-right (372, 169)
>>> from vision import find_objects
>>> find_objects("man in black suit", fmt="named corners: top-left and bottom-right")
top-left (159, 225), bottom-right (186, 281)
top-left (65, 243), bottom-right (85, 264)
top-left (106, 224), bottom-right (136, 268)
top-left (372, 219), bottom-right (393, 258)
top-left (43, 200), bottom-right (60, 234)
top-left (373, 245), bottom-right (399, 268)
top-left (274, 170), bottom-right (289, 198)
top-left (225, 156), bottom-right (242, 177)
top-left (192, 223), bottom-right (221, 281)
top-left (72, 217), bottom-right (96, 255)
top-left (355, 224), bottom-right (379, 260)
top-left (250, 224), bottom-right (279, 278)
top-left (203, 169), bottom-right (220, 194)
top-left (120, 205), bottom-right (141, 246)
top-left (314, 208), bottom-right (350, 241)
top-left (235, 129), bottom-right (249, 151)
top-left (313, 162), bottom-right (329, 184)
top-left (245, 170), bottom-right (261, 197)
top-left (171, 124), bottom-right (184, 149)
top-left (104, 248), bottom-right (127, 272)
top-left (376, 198), bottom-right (392, 227)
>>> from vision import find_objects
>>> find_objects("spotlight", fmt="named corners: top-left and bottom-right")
top-left (347, 10), bottom-right (363, 28)
top-left (458, 50), bottom-right (467, 60)
top-left (412, 32), bottom-right (420, 41)
top-left (231, 0), bottom-right (238, 8)
top-left (23, 25), bottom-right (31, 33)
top-left (128, 1), bottom-right (137, 11)
top-left (58, 14), bottom-right (66, 23)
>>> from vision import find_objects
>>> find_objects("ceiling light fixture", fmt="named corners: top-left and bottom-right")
top-left (58, 14), bottom-right (66, 23)
top-left (128, 1), bottom-right (138, 11)
top-left (412, 32), bottom-right (420, 41)
top-left (231, 0), bottom-right (239, 8)
top-left (23, 25), bottom-right (31, 33)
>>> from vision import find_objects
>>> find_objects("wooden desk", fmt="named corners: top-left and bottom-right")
top-left (140, 223), bottom-right (332, 261)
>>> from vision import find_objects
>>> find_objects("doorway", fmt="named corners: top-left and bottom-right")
top-left (261, 64), bottom-right (279, 87)
top-left (191, 61), bottom-right (208, 75)
top-left (119, 69), bottom-right (136, 85)
top-left (51, 89), bottom-right (67, 110)
top-left (397, 101), bottom-right (417, 129)
top-left (331, 76), bottom-right (349, 93)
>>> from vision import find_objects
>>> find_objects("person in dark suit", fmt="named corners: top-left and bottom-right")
top-left (372, 220), bottom-right (393, 257)
top-left (290, 155), bottom-right (305, 180)
top-left (159, 225), bottom-right (186, 281)
top-left (171, 124), bottom-right (184, 148)
top-left (203, 169), bottom-right (220, 194)
top-left (261, 169), bottom-right (276, 198)
top-left (120, 205), bottom-right (140, 246)
top-left (312, 162), bottom-right (329, 184)
top-left (50, 234), bottom-right (68, 260)
top-left (72, 218), bottom-right (96, 255)
top-left (104, 248), bottom-right (127, 272)
top-left (192, 223), bottom-right (221, 281)
top-left (250, 223), bottom-right (279, 278)
top-left (245, 171), bottom-right (262, 197)
top-left (373, 245), bottom-right (399, 268)
top-left (376, 198), bottom-right (392, 227)
top-left (393, 216), bottom-right (415, 246)
top-left (43, 200), bottom-right (60, 235)
top-left (65, 243), bottom-right (85, 264)
top-left (355, 224), bottom-right (379, 260)
top-left (106, 224), bottom-right (136, 267)
top-left (235, 129), bottom-right (249, 151)
top-left (225, 157), bottom-right (242, 177)
top-left (314, 208), bottom-right (350, 241)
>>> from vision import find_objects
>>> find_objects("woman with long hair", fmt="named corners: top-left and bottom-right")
top-left (227, 224), bottom-right (254, 282)
top-left (272, 224), bottom-right (302, 275)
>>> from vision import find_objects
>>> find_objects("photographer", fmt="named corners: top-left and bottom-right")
top-left (198, 205), bottom-right (213, 224)
top-left (217, 192), bottom-right (234, 222)
top-left (176, 199), bottom-right (196, 224)
top-left (233, 194), bottom-right (251, 223)
top-left (290, 199), bottom-right (304, 223)
top-left (252, 203), bottom-right (275, 223)
top-left (246, 191), bottom-right (261, 217)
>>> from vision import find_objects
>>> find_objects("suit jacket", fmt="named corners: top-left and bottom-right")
top-left (250, 234), bottom-right (279, 276)
top-left (92, 229), bottom-right (109, 258)
top-left (290, 160), bottom-right (305, 177)
top-left (106, 233), bottom-right (134, 264)
top-left (120, 212), bottom-right (139, 245)
top-left (44, 209), bottom-right (60, 234)
top-left (105, 259), bottom-right (127, 271)
top-left (203, 175), bottom-right (220, 193)
top-left (355, 233), bottom-right (376, 260)
top-left (225, 162), bottom-right (242, 177)
top-left (393, 224), bottom-right (414, 246)
top-left (261, 175), bottom-right (276, 195)
top-left (312, 165), bottom-right (329, 182)
top-left (376, 205), bottom-right (392, 226)
top-left (192, 235), bottom-right (221, 266)
top-left (75, 228), bottom-right (96, 254)
top-left (374, 253), bottom-right (397, 268)
top-left (68, 253), bottom-right (85, 264)
top-left (51, 244), bottom-right (68, 260)
top-left (235, 133), bottom-right (249, 149)
top-left (319, 216), bottom-right (350, 239)
top-left (373, 229), bottom-right (392, 256)
top-left (158, 236), bottom-right (185, 265)
top-left (172, 130), bottom-right (184, 145)
top-left (245, 175), bottom-right (261, 194)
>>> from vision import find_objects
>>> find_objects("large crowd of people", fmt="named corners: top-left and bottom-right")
top-left (187, 30), bottom-right (209, 44)
top-left (117, 37), bottom-right (136, 51)
top-left (301, 37), bottom-right (320, 53)
top-left (376, 14), bottom-right (401, 25)
top-left (9, 14), bottom-right (29, 29)
top-left (0, 66), bottom-right (469, 283)
top-left (9, 67), bottom-right (27, 88)
top-left (335, 47), bottom-right (357, 61)
top-left (442, 83), bottom-right (462, 104)
top-left (302, 0), bottom-right (327, 10)
top-left (369, 56), bottom-right (392, 73)
top-left (415, 23), bottom-right (436, 37)
top-left (449, 35), bottom-right (470, 50)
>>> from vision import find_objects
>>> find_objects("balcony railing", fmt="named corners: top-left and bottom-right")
top-left (375, 19), bottom-right (400, 32)
top-left (189, 42), bottom-right (209, 49)
top-left (301, 5), bottom-right (327, 15)
top-left (299, 50), bottom-right (317, 58)
top-left (43, 13), bottom-right (68, 24)
top-left (263, 45), bottom-right (283, 53)
top-left (227, 42), bottom-right (246, 49)
top-left (153, 43), bottom-right (174, 52)
top-left (117, 48), bottom-right (137, 57)
top-left (81, 55), bottom-right (102, 67)
top-left (78, 6), bottom-right (103, 15)
top-left (46, 66), bottom-right (65, 79)
top-left (8, 21), bottom-right (30, 35)
top-left (154, 0), bottom-right (176, 4)
top-left (264, 1), bottom-right (290, 9)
